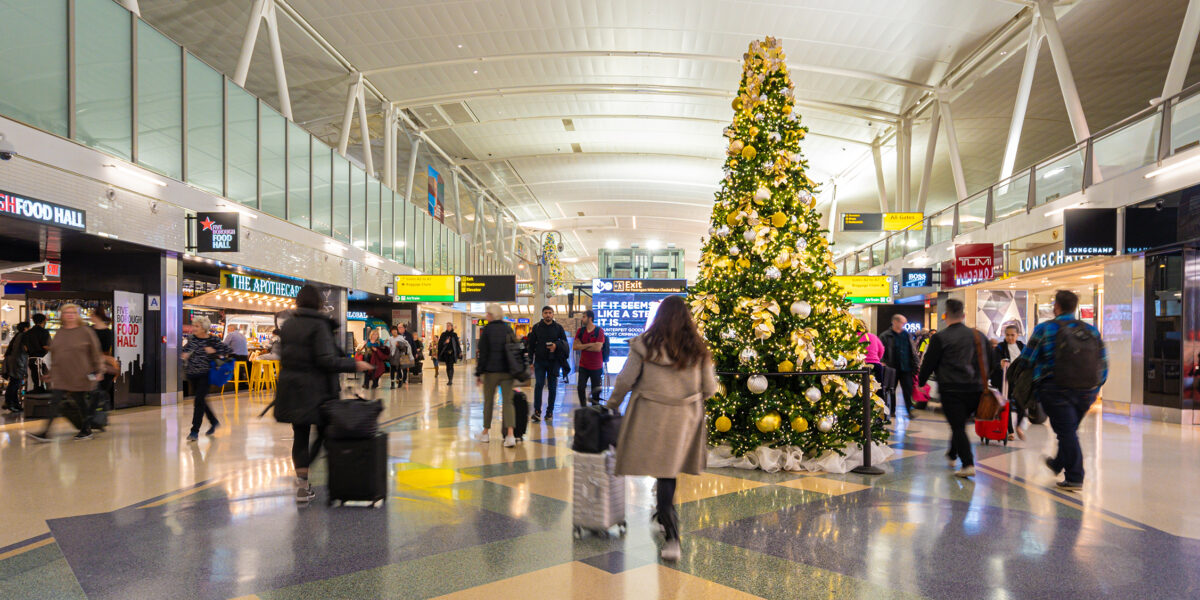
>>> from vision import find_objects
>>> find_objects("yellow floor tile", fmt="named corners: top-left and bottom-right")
top-left (432, 561), bottom-right (763, 600)
top-left (777, 476), bottom-right (871, 496)
top-left (675, 472), bottom-right (768, 503)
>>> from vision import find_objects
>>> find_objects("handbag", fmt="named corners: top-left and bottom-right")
top-left (974, 333), bottom-right (1003, 421)
top-left (208, 357), bottom-right (234, 386)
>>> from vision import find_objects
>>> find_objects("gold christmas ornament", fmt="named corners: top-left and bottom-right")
top-left (777, 359), bottom-right (795, 373)
top-left (771, 212), bottom-right (788, 228)
top-left (791, 415), bottom-right (809, 433)
top-left (774, 251), bottom-right (791, 268)
top-left (756, 410), bottom-right (782, 433)
top-left (741, 145), bottom-right (757, 160)
top-left (715, 415), bottom-right (732, 432)
top-left (725, 212), bottom-right (741, 227)
top-left (736, 257), bottom-right (751, 269)
top-left (729, 139), bottom-right (745, 155)
top-left (748, 126), bottom-right (760, 138)
top-left (732, 97), bottom-right (744, 111)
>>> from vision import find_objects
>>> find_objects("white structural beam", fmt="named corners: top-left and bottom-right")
top-left (871, 139), bottom-right (889, 213)
top-left (1001, 16), bottom-right (1044, 182)
top-left (355, 83), bottom-right (373, 176)
top-left (382, 106), bottom-right (395, 189)
top-left (234, 0), bottom-right (292, 119)
top-left (473, 194), bottom-right (485, 244)
top-left (403, 138), bottom-right (421, 204)
top-left (337, 74), bottom-right (362, 156)
top-left (826, 180), bottom-right (839, 244)
top-left (1164, 0), bottom-right (1200, 99)
top-left (1037, 0), bottom-right (1090, 142)
top-left (916, 103), bottom-right (942, 213)
top-left (938, 97), bottom-right (969, 201)
top-left (118, 0), bottom-right (140, 15)
top-left (451, 170), bottom-right (463, 235)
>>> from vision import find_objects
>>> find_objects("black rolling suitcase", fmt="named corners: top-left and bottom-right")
top-left (325, 434), bottom-right (388, 507)
top-left (23, 392), bottom-right (55, 419)
top-left (511, 389), bottom-right (529, 440)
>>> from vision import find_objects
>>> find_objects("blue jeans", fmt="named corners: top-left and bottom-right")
top-left (1038, 384), bottom-right (1097, 483)
top-left (533, 359), bottom-right (558, 416)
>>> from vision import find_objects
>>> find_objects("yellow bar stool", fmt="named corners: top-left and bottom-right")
top-left (225, 361), bottom-right (250, 394)
top-left (264, 361), bottom-right (279, 391)
top-left (250, 361), bottom-right (268, 393)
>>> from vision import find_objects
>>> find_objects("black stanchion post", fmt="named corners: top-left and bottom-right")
top-left (852, 367), bottom-right (884, 475)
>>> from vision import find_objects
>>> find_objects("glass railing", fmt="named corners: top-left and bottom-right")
top-left (841, 80), bottom-right (1200, 273)
top-left (0, 0), bottom-right (501, 276)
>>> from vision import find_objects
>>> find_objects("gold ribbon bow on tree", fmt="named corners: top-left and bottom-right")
top-left (736, 297), bottom-right (780, 340)
top-left (690, 293), bottom-right (721, 321)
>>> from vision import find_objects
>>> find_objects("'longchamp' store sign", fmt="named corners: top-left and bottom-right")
top-left (0, 189), bottom-right (86, 231)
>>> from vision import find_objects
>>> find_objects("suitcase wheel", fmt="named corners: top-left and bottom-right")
top-left (572, 526), bottom-right (583, 539)
top-left (618, 521), bottom-right (627, 536)
top-left (982, 439), bottom-right (989, 445)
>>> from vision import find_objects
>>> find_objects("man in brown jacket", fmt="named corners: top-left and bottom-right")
top-left (27, 303), bottom-right (104, 442)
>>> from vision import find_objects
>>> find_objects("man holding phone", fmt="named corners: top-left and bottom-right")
top-left (527, 306), bottom-right (568, 422)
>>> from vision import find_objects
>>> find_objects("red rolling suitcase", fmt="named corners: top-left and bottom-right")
top-left (976, 363), bottom-right (1009, 446)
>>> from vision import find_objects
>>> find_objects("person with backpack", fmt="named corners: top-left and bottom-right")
top-left (1020, 290), bottom-right (1107, 490)
top-left (917, 299), bottom-right (993, 478)
top-left (574, 309), bottom-right (606, 406)
top-left (476, 304), bottom-right (520, 447)
top-left (3, 322), bottom-right (29, 412)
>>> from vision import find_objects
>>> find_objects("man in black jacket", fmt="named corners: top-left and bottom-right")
top-left (879, 314), bottom-right (920, 417)
top-left (918, 299), bottom-right (993, 479)
top-left (437, 323), bottom-right (463, 385)
top-left (23, 313), bottom-right (51, 393)
top-left (526, 306), bottom-right (568, 422)
top-left (476, 304), bottom-right (518, 447)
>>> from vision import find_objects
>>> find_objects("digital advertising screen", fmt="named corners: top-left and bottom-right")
top-left (1063, 208), bottom-right (1117, 255)
top-left (591, 278), bottom-right (687, 372)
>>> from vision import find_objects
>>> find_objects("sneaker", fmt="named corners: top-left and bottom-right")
top-left (954, 465), bottom-right (976, 478)
top-left (530, 414), bottom-right (541, 423)
top-left (206, 424), bottom-right (219, 436)
top-left (1043, 456), bottom-right (1062, 475)
top-left (296, 484), bottom-right (316, 504)
top-left (660, 539), bottom-right (681, 561)
top-left (478, 431), bottom-right (490, 443)
top-left (945, 453), bottom-right (957, 468)
top-left (543, 413), bottom-right (553, 423)
top-left (73, 432), bottom-right (93, 441)
top-left (186, 433), bottom-right (199, 442)
top-left (25, 432), bottom-right (51, 443)
top-left (1056, 480), bottom-right (1083, 490)
top-left (503, 434), bottom-right (516, 448)
top-left (1015, 427), bottom-right (1026, 441)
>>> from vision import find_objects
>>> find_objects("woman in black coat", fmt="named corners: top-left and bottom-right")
top-left (992, 325), bottom-right (1027, 440)
top-left (274, 285), bottom-right (371, 504)
top-left (437, 324), bottom-right (463, 385)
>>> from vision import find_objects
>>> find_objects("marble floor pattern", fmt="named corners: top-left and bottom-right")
top-left (2, 374), bottom-right (1200, 599)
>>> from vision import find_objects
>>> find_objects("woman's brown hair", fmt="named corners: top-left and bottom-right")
top-left (641, 295), bottom-right (710, 370)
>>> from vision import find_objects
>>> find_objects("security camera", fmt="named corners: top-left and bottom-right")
top-left (103, 243), bottom-right (112, 251)
top-left (0, 135), bottom-right (16, 161)
top-left (1156, 199), bottom-right (1166, 212)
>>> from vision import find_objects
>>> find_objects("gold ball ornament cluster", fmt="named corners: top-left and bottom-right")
top-left (756, 411), bottom-right (781, 433)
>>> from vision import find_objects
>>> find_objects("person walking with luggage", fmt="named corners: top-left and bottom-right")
top-left (606, 295), bottom-right (717, 561)
top-left (180, 315), bottom-right (232, 442)
top-left (357, 328), bottom-right (388, 389)
top-left (918, 299), bottom-right (993, 478)
top-left (387, 326), bottom-right (412, 388)
top-left (275, 285), bottom-right (373, 504)
top-left (476, 304), bottom-right (520, 447)
top-left (3, 322), bottom-right (29, 413)
top-left (1020, 290), bottom-right (1107, 490)
top-left (993, 325), bottom-right (1027, 440)
top-left (527, 306), bottom-right (568, 422)
top-left (880, 314), bottom-right (920, 418)
top-left (574, 310), bottom-right (606, 406)
top-left (23, 313), bottom-right (51, 393)
top-left (26, 304), bottom-right (104, 442)
top-left (438, 323), bottom-right (463, 386)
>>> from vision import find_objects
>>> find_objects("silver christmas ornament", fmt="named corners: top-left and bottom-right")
top-left (746, 375), bottom-right (769, 394)
top-left (768, 131), bottom-right (782, 142)
top-left (743, 229), bottom-right (757, 242)
top-left (833, 356), bottom-right (848, 369)
top-left (846, 381), bottom-right (861, 397)
top-left (798, 190), bottom-right (814, 203)
top-left (708, 226), bottom-right (717, 237)
top-left (814, 281), bottom-right (825, 290)
top-left (765, 266), bottom-right (782, 280)
top-left (796, 238), bottom-right (808, 252)
top-left (817, 415), bottom-right (836, 432)
top-left (739, 347), bottom-right (758, 363)
top-left (790, 300), bottom-right (812, 318)
top-left (754, 113), bottom-right (764, 121)
top-left (721, 328), bottom-right (737, 340)
top-left (729, 245), bottom-right (740, 256)
top-left (754, 186), bottom-right (771, 202)
top-left (804, 386), bottom-right (822, 403)
top-left (716, 225), bottom-right (731, 237)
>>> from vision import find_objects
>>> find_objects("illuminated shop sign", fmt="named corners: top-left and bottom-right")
top-left (953, 243), bottom-right (995, 287)
top-left (196, 212), bottom-right (240, 252)
top-left (901, 268), bottom-right (933, 288)
top-left (220, 270), bottom-right (302, 298)
top-left (1063, 208), bottom-right (1117, 256)
top-left (347, 311), bottom-right (369, 321)
top-left (0, 189), bottom-right (86, 231)
top-left (1017, 248), bottom-right (1092, 274)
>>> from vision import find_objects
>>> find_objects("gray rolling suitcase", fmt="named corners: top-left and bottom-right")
top-left (571, 449), bottom-right (627, 538)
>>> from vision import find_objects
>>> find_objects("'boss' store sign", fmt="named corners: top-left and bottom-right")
top-left (0, 190), bottom-right (86, 231)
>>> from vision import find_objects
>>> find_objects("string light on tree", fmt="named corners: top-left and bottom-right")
top-left (689, 36), bottom-right (887, 459)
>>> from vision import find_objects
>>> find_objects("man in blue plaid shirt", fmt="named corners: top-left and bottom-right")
top-left (1019, 290), bottom-right (1107, 490)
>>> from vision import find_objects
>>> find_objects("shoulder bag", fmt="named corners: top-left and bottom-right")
top-left (974, 332), bottom-right (1003, 421)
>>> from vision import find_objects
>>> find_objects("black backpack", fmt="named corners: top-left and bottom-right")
top-left (601, 334), bottom-right (611, 363)
top-left (1052, 320), bottom-right (1104, 390)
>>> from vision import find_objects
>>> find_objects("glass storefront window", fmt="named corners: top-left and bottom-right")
top-left (75, 0), bottom-right (132, 160)
top-left (259, 103), bottom-right (286, 220)
top-left (185, 54), bottom-right (223, 195)
top-left (286, 122), bottom-right (310, 229)
top-left (331, 153), bottom-right (349, 243)
top-left (226, 81), bottom-right (258, 207)
top-left (311, 143), bottom-right (332, 236)
top-left (0, 0), bottom-right (69, 136)
top-left (135, 20), bottom-right (182, 179)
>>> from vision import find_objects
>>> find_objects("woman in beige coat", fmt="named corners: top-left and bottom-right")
top-left (606, 295), bottom-right (717, 561)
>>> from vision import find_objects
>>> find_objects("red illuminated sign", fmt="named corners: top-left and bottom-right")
top-left (44, 263), bottom-right (60, 277)
top-left (953, 243), bottom-right (995, 287)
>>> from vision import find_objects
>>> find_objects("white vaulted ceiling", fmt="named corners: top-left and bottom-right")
top-left (137, 0), bottom-right (1200, 277)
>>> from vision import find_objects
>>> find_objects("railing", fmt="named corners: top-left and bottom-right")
top-left (838, 79), bottom-right (1200, 274)
top-left (0, 0), bottom-right (508, 277)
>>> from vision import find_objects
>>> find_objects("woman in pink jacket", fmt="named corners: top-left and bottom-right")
top-left (858, 320), bottom-right (884, 369)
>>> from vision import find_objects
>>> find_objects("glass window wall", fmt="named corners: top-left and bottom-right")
top-left (259, 103), bottom-right (286, 220)
top-left (332, 154), bottom-right (350, 243)
top-left (286, 122), bottom-right (310, 229)
top-left (225, 81), bottom-right (258, 207)
top-left (368, 177), bottom-right (381, 256)
top-left (311, 143), bottom-right (332, 236)
top-left (350, 166), bottom-right (365, 249)
top-left (75, 0), bottom-right (132, 159)
top-left (383, 190), bottom-right (395, 261)
top-left (185, 54), bottom-right (223, 195)
top-left (135, 21), bottom-right (182, 179)
top-left (0, 0), bottom-right (69, 136)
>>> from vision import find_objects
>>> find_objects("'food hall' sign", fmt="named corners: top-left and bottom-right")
top-left (196, 212), bottom-right (240, 252)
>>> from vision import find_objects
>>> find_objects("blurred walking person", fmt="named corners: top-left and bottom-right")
top-left (438, 323), bottom-right (463, 385)
top-left (23, 313), bottom-right (51, 392)
top-left (89, 308), bottom-right (116, 430)
top-left (606, 296), bottom-right (717, 561)
top-left (357, 328), bottom-right (388, 389)
top-left (3, 322), bottom-right (29, 412)
top-left (26, 304), bottom-right (104, 442)
top-left (476, 305), bottom-right (518, 446)
top-left (180, 315), bottom-right (232, 442)
top-left (274, 285), bottom-right (372, 503)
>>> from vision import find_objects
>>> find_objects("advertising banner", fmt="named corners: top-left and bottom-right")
top-left (592, 279), bottom-right (687, 371)
top-left (1063, 208), bottom-right (1117, 255)
top-left (901, 268), bottom-right (933, 288)
top-left (196, 212), bottom-right (240, 252)
top-left (831, 275), bottom-right (891, 304)
top-left (427, 166), bottom-right (445, 223)
top-left (977, 290), bottom-right (1028, 340)
top-left (112, 291), bottom-right (144, 406)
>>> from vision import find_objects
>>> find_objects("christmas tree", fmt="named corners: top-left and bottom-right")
top-left (690, 36), bottom-right (888, 459)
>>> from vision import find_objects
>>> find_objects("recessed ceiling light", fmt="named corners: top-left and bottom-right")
top-left (457, 44), bottom-right (463, 48)
top-left (472, 69), bottom-right (479, 74)
top-left (605, 239), bottom-right (619, 250)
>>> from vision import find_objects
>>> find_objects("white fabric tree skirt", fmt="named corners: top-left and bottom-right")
top-left (707, 442), bottom-right (895, 474)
